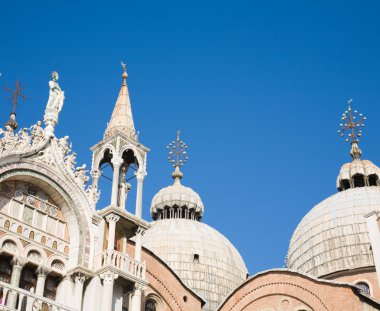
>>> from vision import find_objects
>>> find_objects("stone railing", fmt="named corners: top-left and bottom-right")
top-left (0, 280), bottom-right (76, 311)
top-left (95, 250), bottom-right (146, 280)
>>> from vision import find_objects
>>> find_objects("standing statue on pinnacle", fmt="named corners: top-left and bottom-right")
top-left (44, 71), bottom-right (65, 137)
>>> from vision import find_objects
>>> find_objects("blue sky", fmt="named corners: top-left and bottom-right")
top-left (1, 1), bottom-right (380, 274)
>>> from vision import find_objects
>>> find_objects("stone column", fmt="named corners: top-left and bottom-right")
top-left (91, 169), bottom-right (102, 188)
top-left (35, 266), bottom-right (50, 296)
top-left (135, 171), bottom-right (146, 218)
top-left (111, 158), bottom-right (123, 206)
top-left (106, 214), bottom-right (120, 252)
top-left (9, 257), bottom-right (26, 308)
top-left (365, 211), bottom-right (380, 287)
top-left (130, 283), bottom-right (144, 311)
top-left (122, 235), bottom-right (128, 255)
top-left (134, 227), bottom-right (144, 262)
top-left (100, 271), bottom-right (118, 311)
top-left (74, 273), bottom-right (86, 310)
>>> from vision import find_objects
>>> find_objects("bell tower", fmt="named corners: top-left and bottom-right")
top-left (90, 64), bottom-right (150, 311)
top-left (90, 63), bottom-right (149, 216)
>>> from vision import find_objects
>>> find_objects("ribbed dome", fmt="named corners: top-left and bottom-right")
top-left (150, 182), bottom-right (204, 220)
top-left (150, 166), bottom-right (204, 221)
top-left (142, 219), bottom-right (248, 311)
top-left (288, 187), bottom-right (379, 277)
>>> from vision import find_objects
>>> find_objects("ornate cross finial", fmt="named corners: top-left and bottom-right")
top-left (337, 99), bottom-right (366, 159)
top-left (167, 130), bottom-right (189, 168)
top-left (4, 81), bottom-right (27, 114)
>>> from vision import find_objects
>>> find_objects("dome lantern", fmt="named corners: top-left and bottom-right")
top-left (150, 131), bottom-right (204, 221)
top-left (336, 100), bottom-right (380, 191)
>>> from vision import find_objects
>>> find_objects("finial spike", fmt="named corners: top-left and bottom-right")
top-left (338, 99), bottom-right (366, 159)
top-left (121, 61), bottom-right (128, 85)
top-left (167, 131), bottom-right (189, 182)
top-left (3, 81), bottom-right (27, 130)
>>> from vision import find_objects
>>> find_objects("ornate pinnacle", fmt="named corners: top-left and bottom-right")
top-left (166, 130), bottom-right (189, 181)
top-left (337, 99), bottom-right (366, 159)
top-left (121, 61), bottom-right (128, 85)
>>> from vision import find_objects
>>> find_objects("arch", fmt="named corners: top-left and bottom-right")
top-left (0, 234), bottom-right (23, 255)
top-left (23, 244), bottom-right (48, 265)
top-left (120, 144), bottom-right (144, 170)
top-left (29, 231), bottom-right (35, 240)
top-left (92, 144), bottom-right (116, 171)
top-left (0, 159), bottom-right (94, 268)
top-left (17, 226), bottom-right (22, 234)
top-left (352, 174), bottom-right (365, 188)
top-left (4, 220), bottom-right (10, 229)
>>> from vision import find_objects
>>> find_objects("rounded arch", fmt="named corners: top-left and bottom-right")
top-left (120, 144), bottom-right (144, 170)
top-left (92, 144), bottom-right (116, 171)
top-left (23, 244), bottom-right (48, 265)
top-left (0, 234), bottom-right (23, 256)
top-left (353, 278), bottom-right (373, 296)
top-left (144, 291), bottom-right (164, 310)
top-left (0, 159), bottom-right (94, 269)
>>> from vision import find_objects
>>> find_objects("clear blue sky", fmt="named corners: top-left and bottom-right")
top-left (1, 1), bottom-right (380, 274)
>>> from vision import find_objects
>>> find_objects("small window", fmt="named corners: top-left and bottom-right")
top-left (145, 299), bottom-right (156, 311)
top-left (193, 254), bottom-right (199, 263)
top-left (356, 282), bottom-right (370, 296)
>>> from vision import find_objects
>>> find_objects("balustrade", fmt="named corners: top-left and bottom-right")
top-left (95, 250), bottom-right (146, 280)
top-left (0, 280), bottom-right (76, 311)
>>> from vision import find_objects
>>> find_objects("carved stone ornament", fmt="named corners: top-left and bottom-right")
top-left (27, 251), bottom-right (42, 262)
top-left (0, 122), bottom-right (46, 156)
top-left (85, 185), bottom-right (100, 207)
top-left (2, 240), bottom-right (17, 253)
top-left (100, 271), bottom-right (118, 284)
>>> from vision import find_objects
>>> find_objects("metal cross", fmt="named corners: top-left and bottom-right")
top-left (4, 81), bottom-right (27, 113)
top-left (166, 130), bottom-right (189, 167)
top-left (338, 99), bottom-right (366, 143)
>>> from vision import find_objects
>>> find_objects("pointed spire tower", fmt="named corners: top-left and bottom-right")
top-left (90, 63), bottom-right (149, 216)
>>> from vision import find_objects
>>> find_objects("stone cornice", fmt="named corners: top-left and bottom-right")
top-left (97, 205), bottom-right (150, 230)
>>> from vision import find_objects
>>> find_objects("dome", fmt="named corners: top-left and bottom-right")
top-left (150, 182), bottom-right (204, 220)
top-left (150, 166), bottom-right (204, 221)
top-left (288, 186), bottom-right (379, 277)
top-left (142, 219), bottom-right (248, 311)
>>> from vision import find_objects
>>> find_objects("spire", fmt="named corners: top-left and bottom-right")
top-left (166, 130), bottom-right (189, 184)
top-left (104, 62), bottom-right (136, 139)
top-left (337, 99), bottom-right (366, 159)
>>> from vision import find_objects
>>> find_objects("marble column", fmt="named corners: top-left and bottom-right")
top-left (135, 171), bottom-right (146, 218)
top-left (134, 227), bottom-right (144, 262)
top-left (9, 257), bottom-right (26, 308)
top-left (91, 169), bottom-right (102, 188)
top-left (106, 214), bottom-right (120, 252)
top-left (100, 271), bottom-right (118, 311)
top-left (111, 158), bottom-right (123, 206)
top-left (74, 273), bottom-right (86, 310)
top-left (35, 266), bottom-right (50, 296)
top-left (130, 283), bottom-right (144, 311)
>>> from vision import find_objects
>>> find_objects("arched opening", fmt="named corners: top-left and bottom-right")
top-left (0, 170), bottom-right (88, 269)
top-left (353, 174), bottom-right (365, 188)
top-left (339, 179), bottom-right (351, 191)
top-left (368, 174), bottom-right (379, 186)
top-left (19, 264), bottom-right (37, 292)
top-left (0, 255), bottom-right (12, 284)
top-left (145, 299), bottom-right (157, 311)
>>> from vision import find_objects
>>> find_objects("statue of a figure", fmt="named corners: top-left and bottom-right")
top-left (2, 125), bottom-right (16, 151)
top-left (46, 71), bottom-right (64, 111)
top-left (75, 164), bottom-right (89, 184)
top-left (58, 136), bottom-right (71, 156)
top-left (17, 128), bottom-right (30, 148)
top-left (118, 181), bottom-right (131, 209)
top-left (65, 152), bottom-right (77, 171)
top-left (44, 71), bottom-right (65, 136)
top-left (30, 121), bottom-right (45, 146)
